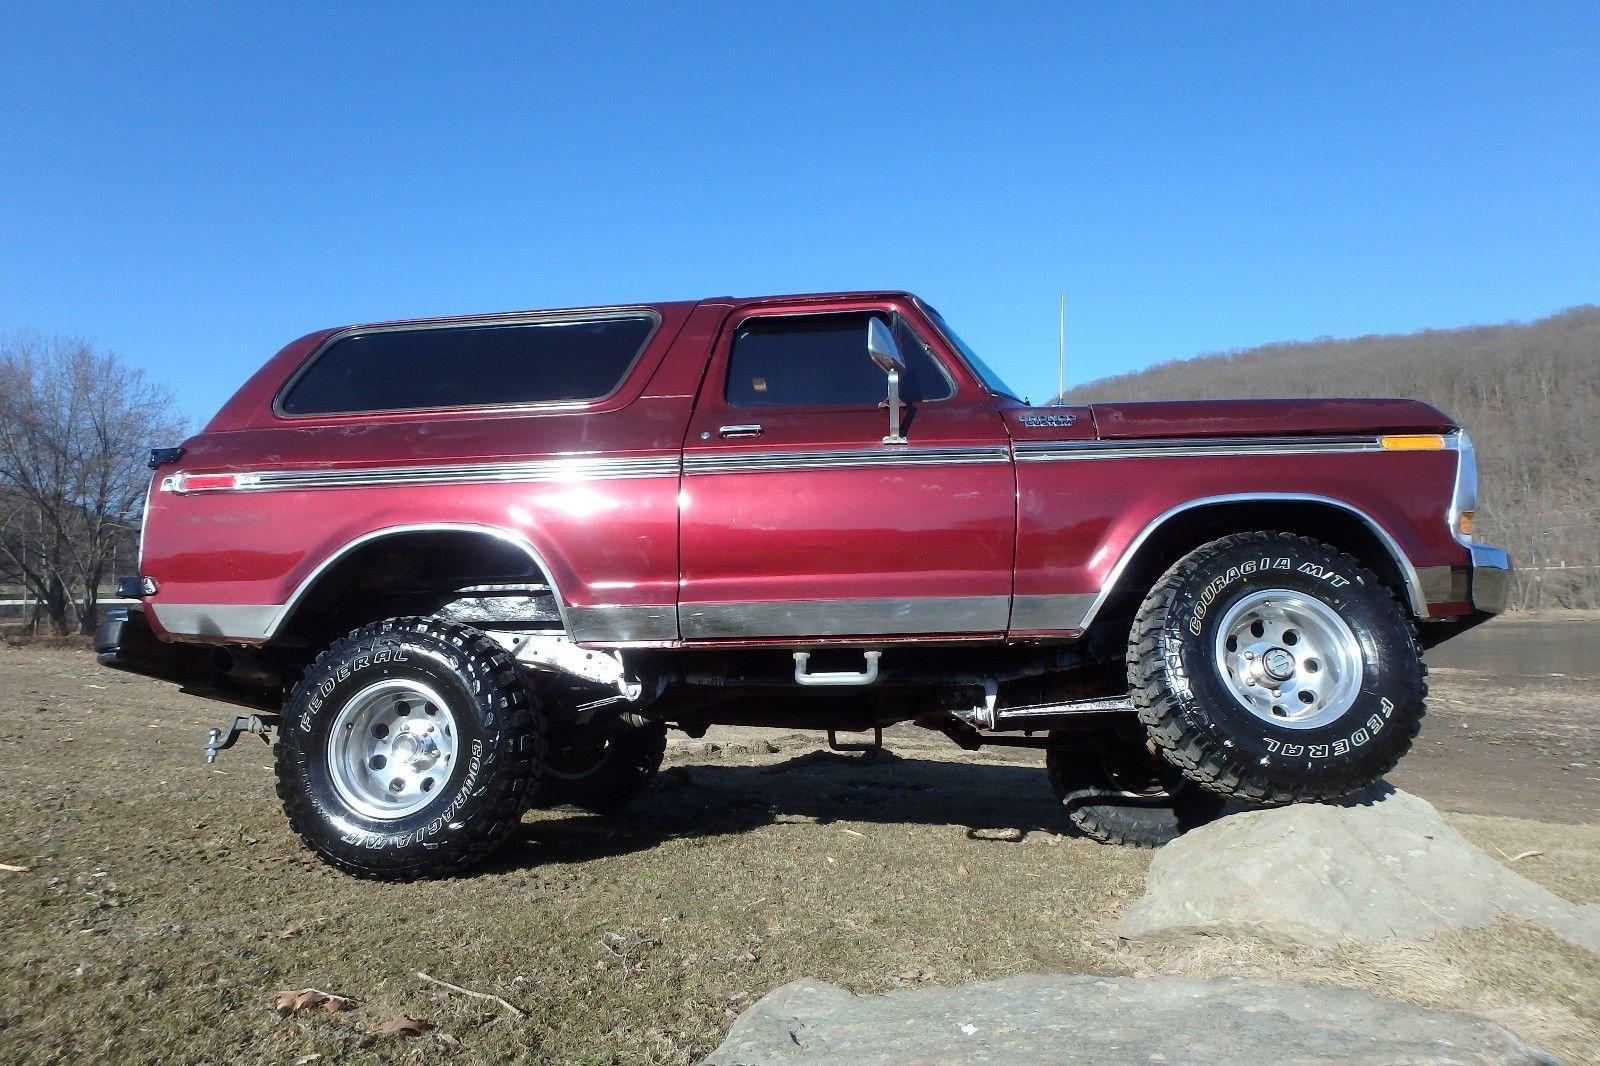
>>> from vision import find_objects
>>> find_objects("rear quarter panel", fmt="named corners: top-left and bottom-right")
top-left (140, 302), bottom-right (714, 644)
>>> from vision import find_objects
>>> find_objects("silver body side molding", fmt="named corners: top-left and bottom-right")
top-left (149, 602), bottom-right (281, 641)
top-left (678, 595), bottom-right (1010, 640)
top-left (1008, 593), bottom-right (1099, 632)
top-left (566, 605), bottom-right (679, 643)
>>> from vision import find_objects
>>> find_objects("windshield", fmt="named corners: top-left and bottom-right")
top-left (920, 304), bottom-right (1023, 402)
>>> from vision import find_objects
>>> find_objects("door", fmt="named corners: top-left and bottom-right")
top-left (677, 297), bottom-right (1016, 641)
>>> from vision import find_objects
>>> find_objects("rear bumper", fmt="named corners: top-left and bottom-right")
top-left (97, 608), bottom-right (282, 713)
top-left (1467, 543), bottom-right (1512, 615)
top-left (95, 609), bottom-right (195, 686)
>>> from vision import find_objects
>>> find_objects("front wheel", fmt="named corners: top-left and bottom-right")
top-left (275, 617), bottom-right (544, 880)
top-left (1129, 532), bottom-right (1427, 805)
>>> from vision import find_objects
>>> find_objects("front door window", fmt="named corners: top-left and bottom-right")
top-left (724, 312), bottom-right (952, 408)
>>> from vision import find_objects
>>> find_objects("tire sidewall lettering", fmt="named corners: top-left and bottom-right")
top-left (299, 640), bottom-right (410, 730)
top-left (1160, 540), bottom-right (1420, 777)
top-left (288, 634), bottom-right (495, 852)
top-left (1187, 557), bottom-right (1292, 636)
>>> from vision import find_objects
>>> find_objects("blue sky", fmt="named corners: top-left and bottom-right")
top-left (3, 2), bottom-right (1598, 420)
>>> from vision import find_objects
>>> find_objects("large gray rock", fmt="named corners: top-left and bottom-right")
top-left (1116, 786), bottom-right (1600, 951)
top-left (703, 974), bottom-right (1556, 1064)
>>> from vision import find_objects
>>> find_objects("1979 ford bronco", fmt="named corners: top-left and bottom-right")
top-left (98, 291), bottom-right (1510, 879)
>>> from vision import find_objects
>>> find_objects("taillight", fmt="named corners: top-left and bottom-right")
top-left (162, 472), bottom-right (255, 494)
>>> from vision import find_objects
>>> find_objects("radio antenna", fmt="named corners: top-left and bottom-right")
top-left (1057, 293), bottom-right (1065, 404)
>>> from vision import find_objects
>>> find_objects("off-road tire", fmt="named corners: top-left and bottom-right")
top-left (1046, 743), bottom-right (1225, 847)
top-left (275, 617), bottom-right (544, 880)
top-left (533, 721), bottom-right (667, 816)
top-left (1129, 532), bottom-right (1427, 804)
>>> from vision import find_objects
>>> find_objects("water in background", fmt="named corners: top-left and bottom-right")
top-left (1425, 617), bottom-right (1598, 679)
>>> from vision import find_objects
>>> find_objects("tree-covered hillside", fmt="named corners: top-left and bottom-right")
top-left (1062, 307), bottom-right (1600, 609)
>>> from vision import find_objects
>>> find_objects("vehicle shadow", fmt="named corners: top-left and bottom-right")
top-left (490, 749), bottom-right (1069, 871)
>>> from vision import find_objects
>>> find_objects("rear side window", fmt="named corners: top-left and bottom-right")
top-left (278, 314), bottom-right (658, 416)
top-left (725, 312), bottom-right (954, 408)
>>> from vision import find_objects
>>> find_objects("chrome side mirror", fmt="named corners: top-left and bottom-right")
top-left (867, 318), bottom-right (907, 445)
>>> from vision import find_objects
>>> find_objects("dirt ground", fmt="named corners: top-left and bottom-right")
top-left (0, 636), bottom-right (1596, 1064)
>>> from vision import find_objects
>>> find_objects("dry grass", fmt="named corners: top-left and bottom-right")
top-left (0, 646), bottom-right (1596, 1063)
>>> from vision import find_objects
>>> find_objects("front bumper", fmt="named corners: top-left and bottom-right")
top-left (1466, 543), bottom-right (1512, 615)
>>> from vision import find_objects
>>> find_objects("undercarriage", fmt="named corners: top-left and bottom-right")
top-left (101, 592), bottom-right (1147, 760)
top-left (99, 528), bottom-right (1455, 879)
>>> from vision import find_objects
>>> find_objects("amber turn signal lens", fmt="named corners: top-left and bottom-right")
top-left (1379, 434), bottom-right (1446, 451)
top-left (1458, 510), bottom-right (1475, 537)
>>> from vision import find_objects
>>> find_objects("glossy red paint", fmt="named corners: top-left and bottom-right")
top-left (136, 291), bottom-right (1483, 651)
top-left (142, 302), bottom-right (704, 641)
top-left (1089, 398), bottom-right (1455, 439)
top-left (1012, 448), bottom-right (1466, 625)
top-left (678, 295), bottom-right (1015, 629)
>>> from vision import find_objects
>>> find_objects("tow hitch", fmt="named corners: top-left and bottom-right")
top-left (205, 713), bottom-right (277, 763)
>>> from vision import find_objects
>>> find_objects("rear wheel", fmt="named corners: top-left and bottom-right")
top-left (1129, 532), bottom-right (1427, 804)
top-left (1047, 741), bottom-right (1224, 847)
top-left (275, 617), bottom-right (544, 880)
top-left (532, 720), bottom-right (667, 816)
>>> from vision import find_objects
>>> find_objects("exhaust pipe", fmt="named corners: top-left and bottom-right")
top-left (210, 648), bottom-right (281, 690)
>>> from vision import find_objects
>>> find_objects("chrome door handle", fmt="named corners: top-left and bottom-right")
top-left (719, 424), bottom-right (763, 438)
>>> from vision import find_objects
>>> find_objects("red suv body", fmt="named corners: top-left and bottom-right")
top-left (99, 291), bottom-right (1509, 878)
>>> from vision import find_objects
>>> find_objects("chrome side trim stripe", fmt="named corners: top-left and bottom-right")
top-left (164, 434), bottom-right (1457, 491)
top-left (1014, 436), bottom-right (1385, 462)
top-left (165, 454), bottom-right (681, 493)
top-left (1009, 593), bottom-right (1098, 632)
top-left (567, 604), bottom-right (679, 643)
top-left (678, 595), bottom-right (1010, 639)
top-left (166, 445), bottom-right (1015, 493)
top-left (683, 445), bottom-right (1010, 476)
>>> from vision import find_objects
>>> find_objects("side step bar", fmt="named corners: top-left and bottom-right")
top-left (793, 650), bottom-right (881, 687)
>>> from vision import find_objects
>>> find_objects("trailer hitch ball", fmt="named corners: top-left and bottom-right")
top-left (204, 714), bottom-right (276, 763)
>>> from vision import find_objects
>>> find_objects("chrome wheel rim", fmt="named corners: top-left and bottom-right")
top-left (326, 679), bottom-right (458, 820)
top-left (1213, 588), bottom-right (1362, 730)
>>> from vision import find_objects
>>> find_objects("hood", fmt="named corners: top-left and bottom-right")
top-left (1087, 398), bottom-right (1456, 439)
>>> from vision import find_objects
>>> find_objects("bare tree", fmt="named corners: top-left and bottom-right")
top-left (0, 334), bottom-right (185, 634)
